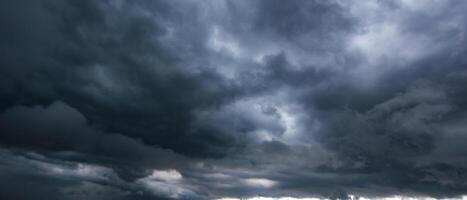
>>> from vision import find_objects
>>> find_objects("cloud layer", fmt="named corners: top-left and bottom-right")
top-left (1, 0), bottom-right (467, 199)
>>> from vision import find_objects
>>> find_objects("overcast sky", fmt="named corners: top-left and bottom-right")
top-left (1, 0), bottom-right (467, 199)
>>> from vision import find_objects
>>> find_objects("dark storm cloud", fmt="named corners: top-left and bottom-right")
top-left (0, 148), bottom-right (193, 200)
top-left (0, 102), bottom-right (188, 180)
top-left (285, 1), bottom-right (467, 197)
top-left (253, 0), bottom-right (355, 44)
top-left (2, 0), bottom-right (467, 199)
top-left (0, 0), bottom-right (247, 158)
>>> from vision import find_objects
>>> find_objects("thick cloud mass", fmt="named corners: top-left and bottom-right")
top-left (1, 0), bottom-right (467, 199)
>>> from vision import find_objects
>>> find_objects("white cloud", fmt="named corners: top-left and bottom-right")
top-left (241, 178), bottom-right (277, 188)
top-left (145, 169), bottom-right (182, 182)
top-left (136, 169), bottom-right (195, 198)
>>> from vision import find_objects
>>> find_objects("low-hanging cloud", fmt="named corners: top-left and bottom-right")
top-left (1, 0), bottom-right (467, 199)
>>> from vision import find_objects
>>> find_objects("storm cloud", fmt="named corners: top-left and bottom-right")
top-left (1, 0), bottom-right (467, 199)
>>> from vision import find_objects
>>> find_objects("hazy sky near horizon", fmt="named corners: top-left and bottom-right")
top-left (1, 0), bottom-right (467, 199)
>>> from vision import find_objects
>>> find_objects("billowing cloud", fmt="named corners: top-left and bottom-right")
top-left (1, 0), bottom-right (467, 199)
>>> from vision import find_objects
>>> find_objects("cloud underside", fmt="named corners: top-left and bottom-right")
top-left (1, 0), bottom-right (467, 199)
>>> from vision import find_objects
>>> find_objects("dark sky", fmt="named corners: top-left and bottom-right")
top-left (1, 0), bottom-right (467, 199)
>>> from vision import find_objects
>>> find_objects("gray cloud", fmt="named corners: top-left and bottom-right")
top-left (1, 0), bottom-right (467, 199)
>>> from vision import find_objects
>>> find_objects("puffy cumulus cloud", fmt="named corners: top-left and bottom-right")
top-left (1, 0), bottom-right (467, 199)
